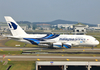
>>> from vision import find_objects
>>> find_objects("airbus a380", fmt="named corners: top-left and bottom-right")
top-left (4, 16), bottom-right (99, 48)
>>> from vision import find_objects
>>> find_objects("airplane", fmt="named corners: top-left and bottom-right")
top-left (4, 16), bottom-right (99, 48)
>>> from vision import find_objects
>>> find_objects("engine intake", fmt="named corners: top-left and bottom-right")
top-left (63, 43), bottom-right (71, 48)
top-left (53, 42), bottom-right (62, 48)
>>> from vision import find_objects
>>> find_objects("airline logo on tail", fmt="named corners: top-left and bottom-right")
top-left (8, 22), bottom-right (17, 30)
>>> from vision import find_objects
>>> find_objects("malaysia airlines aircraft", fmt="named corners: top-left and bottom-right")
top-left (4, 16), bottom-right (99, 48)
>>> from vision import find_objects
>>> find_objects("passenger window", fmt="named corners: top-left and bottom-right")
top-left (77, 30), bottom-right (79, 32)
top-left (82, 30), bottom-right (84, 32)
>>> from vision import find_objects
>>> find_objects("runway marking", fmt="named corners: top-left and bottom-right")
top-left (83, 50), bottom-right (85, 51)
top-left (3, 57), bottom-right (5, 59)
top-left (93, 55), bottom-right (96, 57)
top-left (0, 49), bottom-right (3, 51)
top-left (95, 59), bottom-right (98, 61)
top-left (20, 49), bottom-right (22, 51)
top-left (37, 59), bottom-right (40, 61)
top-left (63, 49), bottom-right (64, 51)
top-left (12, 54), bottom-right (15, 55)
top-left (66, 59), bottom-right (69, 61)
top-left (8, 59), bottom-right (11, 61)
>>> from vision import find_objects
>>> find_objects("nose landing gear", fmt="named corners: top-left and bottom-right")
top-left (92, 45), bottom-right (95, 49)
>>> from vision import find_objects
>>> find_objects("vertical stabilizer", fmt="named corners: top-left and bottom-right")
top-left (4, 16), bottom-right (27, 36)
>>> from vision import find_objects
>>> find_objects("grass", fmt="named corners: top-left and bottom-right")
top-left (0, 61), bottom-right (35, 70)
top-left (87, 32), bottom-right (100, 35)
top-left (1, 50), bottom-right (100, 56)
top-left (1, 49), bottom-right (100, 56)
top-left (25, 44), bottom-right (38, 47)
top-left (5, 39), bottom-right (38, 47)
top-left (9, 61), bottom-right (35, 70)
top-left (0, 61), bottom-right (9, 70)
top-left (0, 51), bottom-right (22, 55)
top-left (5, 40), bottom-right (25, 47)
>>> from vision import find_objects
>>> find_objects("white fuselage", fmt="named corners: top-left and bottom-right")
top-left (16, 34), bottom-right (99, 46)
top-left (4, 16), bottom-right (99, 48)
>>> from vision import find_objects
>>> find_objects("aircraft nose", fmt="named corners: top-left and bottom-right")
top-left (96, 40), bottom-right (99, 45)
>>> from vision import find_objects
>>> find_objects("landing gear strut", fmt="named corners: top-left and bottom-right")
top-left (92, 46), bottom-right (94, 49)
top-left (23, 43), bottom-right (27, 47)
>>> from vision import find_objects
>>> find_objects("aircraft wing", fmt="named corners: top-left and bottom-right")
top-left (23, 34), bottom-right (60, 45)
top-left (41, 33), bottom-right (60, 39)
top-left (23, 37), bottom-right (73, 48)
top-left (23, 38), bottom-right (56, 45)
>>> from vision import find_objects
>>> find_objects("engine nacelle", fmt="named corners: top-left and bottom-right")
top-left (63, 43), bottom-right (72, 48)
top-left (53, 42), bottom-right (62, 48)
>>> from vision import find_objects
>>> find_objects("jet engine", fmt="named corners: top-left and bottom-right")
top-left (52, 42), bottom-right (62, 48)
top-left (63, 43), bottom-right (72, 48)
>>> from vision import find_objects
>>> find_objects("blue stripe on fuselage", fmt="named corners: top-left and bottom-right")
top-left (24, 38), bottom-right (40, 45)
top-left (44, 34), bottom-right (53, 39)
top-left (63, 44), bottom-right (71, 48)
top-left (42, 34), bottom-right (60, 39)
top-left (47, 34), bottom-right (60, 39)
top-left (63, 45), bottom-right (69, 48)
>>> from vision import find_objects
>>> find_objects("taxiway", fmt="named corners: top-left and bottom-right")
top-left (0, 55), bottom-right (100, 59)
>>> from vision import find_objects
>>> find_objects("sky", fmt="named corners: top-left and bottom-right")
top-left (0, 0), bottom-right (100, 24)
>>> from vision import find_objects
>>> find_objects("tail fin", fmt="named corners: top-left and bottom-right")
top-left (4, 16), bottom-right (27, 36)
